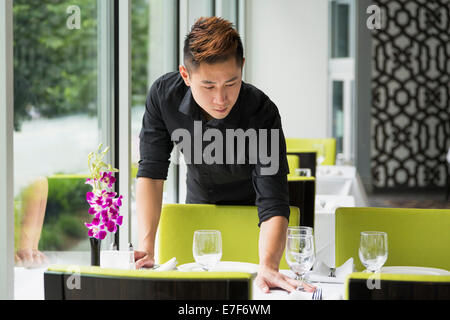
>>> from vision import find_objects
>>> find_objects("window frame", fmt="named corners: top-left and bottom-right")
top-left (0, 0), bottom-right (14, 300)
top-left (328, 0), bottom-right (356, 163)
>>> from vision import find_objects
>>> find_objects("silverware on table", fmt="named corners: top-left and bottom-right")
top-left (312, 287), bottom-right (323, 300)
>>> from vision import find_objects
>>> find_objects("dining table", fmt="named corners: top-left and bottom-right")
top-left (41, 259), bottom-right (347, 300)
top-left (252, 269), bottom-right (345, 300)
top-left (316, 165), bottom-right (368, 207)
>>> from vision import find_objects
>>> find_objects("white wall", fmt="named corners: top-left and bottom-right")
top-left (244, 0), bottom-right (329, 139)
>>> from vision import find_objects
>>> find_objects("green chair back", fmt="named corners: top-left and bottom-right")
top-left (45, 265), bottom-right (252, 300)
top-left (158, 204), bottom-right (300, 269)
top-left (286, 138), bottom-right (336, 165)
top-left (287, 154), bottom-right (300, 177)
top-left (345, 272), bottom-right (450, 300)
top-left (336, 207), bottom-right (450, 271)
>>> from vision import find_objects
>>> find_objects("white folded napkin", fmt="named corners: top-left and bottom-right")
top-left (307, 258), bottom-right (354, 283)
top-left (155, 257), bottom-right (178, 271)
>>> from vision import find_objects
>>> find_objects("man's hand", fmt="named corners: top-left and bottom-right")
top-left (257, 216), bottom-right (316, 293)
top-left (134, 250), bottom-right (156, 269)
top-left (255, 266), bottom-right (316, 293)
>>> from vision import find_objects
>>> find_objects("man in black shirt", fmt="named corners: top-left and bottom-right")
top-left (135, 16), bottom-right (314, 293)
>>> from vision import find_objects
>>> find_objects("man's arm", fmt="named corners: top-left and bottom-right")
top-left (134, 177), bottom-right (164, 269)
top-left (255, 216), bottom-right (300, 293)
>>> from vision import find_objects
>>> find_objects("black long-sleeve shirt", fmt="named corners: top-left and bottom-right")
top-left (137, 71), bottom-right (290, 226)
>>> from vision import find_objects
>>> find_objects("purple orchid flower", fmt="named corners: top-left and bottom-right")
top-left (100, 172), bottom-right (117, 189)
top-left (85, 170), bottom-right (124, 240)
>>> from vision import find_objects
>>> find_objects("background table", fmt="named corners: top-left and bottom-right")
top-left (316, 165), bottom-right (368, 207)
top-left (314, 195), bottom-right (355, 267)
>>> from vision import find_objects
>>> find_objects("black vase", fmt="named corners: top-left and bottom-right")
top-left (89, 237), bottom-right (101, 266)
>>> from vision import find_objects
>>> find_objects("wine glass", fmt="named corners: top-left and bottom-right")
top-left (288, 227), bottom-right (315, 265)
top-left (287, 226), bottom-right (314, 236)
top-left (285, 234), bottom-right (315, 290)
top-left (193, 230), bottom-right (222, 271)
top-left (358, 231), bottom-right (388, 272)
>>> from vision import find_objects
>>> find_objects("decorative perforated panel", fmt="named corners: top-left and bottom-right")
top-left (371, 0), bottom-right (450, 189)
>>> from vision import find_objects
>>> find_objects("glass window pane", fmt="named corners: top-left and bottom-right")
top-left (332, 81), bottom-right (344, 154)
top-left (13, 0), bottom-right (114, 298)
top-left (215, 0), bottom-right (237, 26)
top-left (331, 1), bottom-right (350, 58)
top-left (131, 0), bottom-right (178, 248)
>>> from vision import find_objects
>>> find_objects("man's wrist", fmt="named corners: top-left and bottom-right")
top-left (138, 245), bottom-right (154, 257)
top-left (259, 260), bottom-right (279, 271)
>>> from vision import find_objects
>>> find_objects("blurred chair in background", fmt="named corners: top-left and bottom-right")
top-left (286, 138), bottom-right (337, 166)
top-left (287, 154), bottom-right (300, 178)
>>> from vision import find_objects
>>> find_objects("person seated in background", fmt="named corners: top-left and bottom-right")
top-left (15, 177), bottom-right (49, 268)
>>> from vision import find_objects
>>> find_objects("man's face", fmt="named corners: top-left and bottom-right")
top-left (180, 57), bottom-right (245, 120)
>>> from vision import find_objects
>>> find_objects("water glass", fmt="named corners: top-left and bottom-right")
top-left (193, 230), bottom-right (222, 271)
top-left (358, 231), bottom-right (388, 272)
top-left (285, 234), bottom-right (315, 286)
top-left (287, 226), bottom-right (314, 236)
top-left (313, 144), bottom-right (326, 165)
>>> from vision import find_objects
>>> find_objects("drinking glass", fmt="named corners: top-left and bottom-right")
top-left (287, 226), bottom-right (314, 236)
top-left (358, 231), bottom-right (388, 272)
top-left (193, 230), bottom-right (222, 271)
top-left (285, 234), bottom-right (315, 289)
top-left (313, 144), bottom-right (326, 165)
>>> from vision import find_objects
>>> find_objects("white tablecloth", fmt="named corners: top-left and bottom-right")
top-left (314, 165), bottom-right (368, 267)
top-left (314, 195), bottom-right (355, 267)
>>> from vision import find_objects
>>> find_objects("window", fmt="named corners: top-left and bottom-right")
top-left (130, 0), bottom-right (178, 248)
top-left (13, 0), bottom-right (115, 299)
top-left (329, 0), bottom-right (355, 163)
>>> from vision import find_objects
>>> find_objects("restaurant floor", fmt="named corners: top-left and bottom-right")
top-left (367, 191), bottom-right (450, 209)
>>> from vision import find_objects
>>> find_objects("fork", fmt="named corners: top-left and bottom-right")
top-left (312, 287), bottom-right (323, 300)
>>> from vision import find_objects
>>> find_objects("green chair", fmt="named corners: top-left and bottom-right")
top-left (345, 272), bottom-right (450, 300)
top-left (286, 138), bottom-right (336, 165)
top-left (158, 204), bottom-right (300, 269)
top-left (287, 154), bottom-right (300, 177)
top-left (44, 265), bottom-right (252, 300)
top-left (335, 207), bottom-right (450, 272)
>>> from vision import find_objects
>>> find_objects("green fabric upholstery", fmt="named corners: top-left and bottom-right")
top-left (158, 204), bottom-right (300, 269)
top-left (345, 272), bottom-right (450, 300)
top-left (46, 264), bottom-right (253, 280)
top-left (287, 155), bottom-right (300, 177)
top-left (336, 207), bottom-right (450, 271)
top-left (286, 138), bottom-right (336, 165)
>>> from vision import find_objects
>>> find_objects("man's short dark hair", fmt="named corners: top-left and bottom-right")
top-left (183, 16), bottom-right (244, 73)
